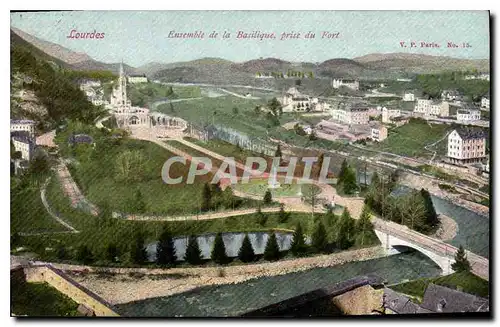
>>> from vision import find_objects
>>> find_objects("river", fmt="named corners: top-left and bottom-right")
top-left (114, 251), bottom-right (442, 317)
top-left (391, 185), bottom-right (489, 258)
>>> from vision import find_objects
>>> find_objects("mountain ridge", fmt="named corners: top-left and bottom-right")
top-left (11, 27), bottom-right (490, 79)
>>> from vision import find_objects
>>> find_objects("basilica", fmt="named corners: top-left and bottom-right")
top-left (108, 63), bottom-right (150, 127)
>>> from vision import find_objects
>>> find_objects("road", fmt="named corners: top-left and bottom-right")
top-left (217, 88), bottom-right (261, 99)
top-left (155, 81), bottom-right (278, 92)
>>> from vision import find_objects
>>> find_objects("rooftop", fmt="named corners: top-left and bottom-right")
top-left (11, 135), bottom-right (32, 144)
top-left (68, 134), bottom-right (94, 145)
top-left (383, 288), bottom-right (432, 314)
top-left (455, 128), bottom-right (486, 140)
top-left (420, 284), bottom-right (489, 313)
top-left (11, 119), bottom-right (36, 125)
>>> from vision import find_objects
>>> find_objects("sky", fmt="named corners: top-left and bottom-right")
top-left (10, 11), bottom-right (490, 67)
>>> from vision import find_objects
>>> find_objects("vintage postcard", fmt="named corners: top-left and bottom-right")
top-left (10, 10), bottom-right (490, 318)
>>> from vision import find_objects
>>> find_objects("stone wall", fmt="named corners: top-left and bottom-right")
top-left (25, 265), bottom-right (119, 317)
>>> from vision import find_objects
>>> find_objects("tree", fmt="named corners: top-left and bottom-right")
top-left (295, 79), bottom-right (302, 86)
top-left (232, 107), bottom-right (239, 115)
top-left (342, 167), bottom-right (358, 195)
top-left (451, 245), bottom-right (471, 272)
top-left (56, 245), bottom-right (69, 260)
top-left (263, 189), bottom-right (273, 204)
top-left (220, 187), bottom-right (235, 209)
top-left (238, 233), bottom-right (255, 263)
top-left (184, 235), bottom-right (202, 265)
top-left (76, 245), bottom-right (94, 264)
top-left (355, 205), bottom-right (374, 246)
top-left (131, 233), bottom-right (148, 265)
top-left (106, 243), bottom-right (119, 263)
top-left (338, 159), bottom-right (349, 184)
top-left (337, 209), bottom-right (355, 250)
top-left (290, 222), bottom-right (308, 256)
top-left (211, 232), bottom-right (229, 265)
top-left (254, 106), bottom-right (261, 115)
top-left (371, 171), bottom-right (380, 188)
top-left (420, 189), bottom-right (439, 231)
top-left (278, 203), bottom-right (289, 223)
top-left (256, 206), bottom-right (267, 226)
top-left (11, 232), bottom-right (20, 248)
top-left (132, 189), bottom-right (147, 213)
top-left (311, 221), bottom-right (328, 253)
top-left (201, 182), bottom-right (212, 211)
top-left (263, 232), bottom-right (281, 261)
top-left (309, 130), bottom-right (317, 140)
top-left (275, 144), bottom-right (282, 158)
top-left (267, 97), bottom-right (282, 117)
top-left (156, 228), bottom-right (177, 266)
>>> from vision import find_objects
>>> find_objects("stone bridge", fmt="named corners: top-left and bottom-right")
top-left (372, 217), bottom-right (489, 280)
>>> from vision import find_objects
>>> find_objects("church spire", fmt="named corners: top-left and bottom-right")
top-left (119, 60), bottom-right (124, 78)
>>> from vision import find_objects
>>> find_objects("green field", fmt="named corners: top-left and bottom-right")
top-left (389, 271), bottom-right (489, 301)
top-left (68, 138), bottom-right (264, 215)
top-left (233, 177), bottom-right (322, 198)
top-left (184, 138), bottom-right (265, 165)
top-left (11, 280), bottom-right (80, 316)
top-left (159, 95), bottom-right (271, 137)
top-left (369, 119), bottom-right (452, 158)
top-left (11, 181), bottom-right (69, 234)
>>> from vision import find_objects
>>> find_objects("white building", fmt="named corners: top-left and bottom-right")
top-left (464, 73), bottom-right (490, 81)
top-left (414, 99), bottom-right (450, 117)
top-left (481, 96), bottom-right (490, 110)
top-left (332, 78), bottom-right (359, 91)
top-left (109, 63), bottom-right (151, 127)
top-left (457, 109), bottom-right (481, 122)
top-left (127, 74), bottom-right (148, 84)
top-left (447, 129), bottom-right (486, 164)
top-left (330, 102), bottom-right (370, 125)
top-left (280, 87), bottom-right (320, 112)
top-left (10, 120), bottom-right (36, 139)
top-left (396, 78), bottom-right (412, 82)
top-left (381, 107), bottom-right (401, 123)
top-left (11, 135), bottom-right (34, 161)
top-left (403, 92), bottom-right (415, 102)
top-left (371, 124), bottom-right (388, 142)
top-left (441, 90), bottom-right (464, 102)
top-left (314, 101), bottom-right (332, 112)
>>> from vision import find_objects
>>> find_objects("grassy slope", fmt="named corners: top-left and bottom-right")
top-left (68, 139), bottom-right (217, 215)
top-left (369, 119), bottom-right (452, 158)
top-left (389, 271), bottom-right (489, 301)
top-left (158, 95), bottom-right (270, 137)
top-left (11, 181), bottom-right (68, 234)
top-left (11, 281), bottom-right (80, 316)
top-left (36, 176), bottom-right (330, 260)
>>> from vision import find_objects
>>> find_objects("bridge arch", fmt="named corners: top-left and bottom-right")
top-left (374, 230), bottom-right (455, 275)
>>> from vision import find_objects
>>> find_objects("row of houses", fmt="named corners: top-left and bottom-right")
top-left (280, 87), bottom-right (331, 113)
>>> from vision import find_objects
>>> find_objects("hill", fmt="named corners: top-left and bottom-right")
top-left (10, 40), bottom-right (105, 129)
top-left (11, 27), bottom-right (137, 74)
top-left (12, 27), bottom-right (93, 65)
top-left (354, 52), bottom-right (489, 73)
top-left (10, 29), bottom-right (71, 69)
